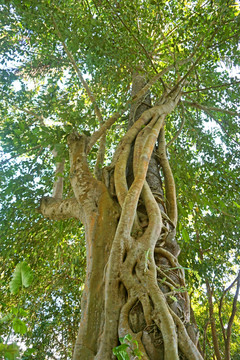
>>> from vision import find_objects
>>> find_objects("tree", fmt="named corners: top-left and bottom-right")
top-left (0, 0), bottom-right (240, 359)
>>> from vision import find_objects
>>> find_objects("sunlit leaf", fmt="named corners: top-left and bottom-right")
top-left (9, 262), bottom-right (33, 294)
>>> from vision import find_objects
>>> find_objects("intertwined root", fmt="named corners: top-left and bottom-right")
top-left (96, 100), bottom-right (203, 360)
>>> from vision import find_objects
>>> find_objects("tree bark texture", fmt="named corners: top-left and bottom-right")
top-left (39, 78), bottom-right (203, 360)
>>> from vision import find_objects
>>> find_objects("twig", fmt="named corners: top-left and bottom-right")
top-left (183, 80), bottom-right (240, 94)
top-left (51, 15), bottom-right (107, 177)
top-left (0, 91), bottom-right (46, 125)
top-left (158, 128), bottom-right (178, 227)
top-left (87, 110), bottom-right (124, 152)
top-left (14, 105), bottom-right (45, 125)
top-left (155, 0), bottom-right (211, 50)
top-left (0, 145), bottom-right (42, 166)
top-left (166, 101), bottom-right (186, 147)
top-left (183, 100), bottom-right (240, 117)
top-left (51, 16), bottom-right (103, 124)
top-left (167, 25), bottom-right (219, 98)
top-left (105, 0), bottom-right (158, 74)
top-left (183, 100), bottom-right (240, 145)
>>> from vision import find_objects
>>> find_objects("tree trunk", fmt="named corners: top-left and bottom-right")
top-left (39, 78), bottom-right (203, 360)
top-left (206, 281), bottom-right (222, 360)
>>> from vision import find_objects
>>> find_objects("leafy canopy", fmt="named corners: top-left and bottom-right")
top-left (0, 0), bottom-right (240, 358)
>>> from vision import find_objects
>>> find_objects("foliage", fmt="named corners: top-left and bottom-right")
top-left (113, 334), bottom-right (143, 360)
top-left (0, 0), bottom-right (239, 358)
top-left (9, 261), bottom-right (33, 295)
top-left (0, 343), bottom-right (20, 360)
top-left (0, 261), bottom-right (32, 360)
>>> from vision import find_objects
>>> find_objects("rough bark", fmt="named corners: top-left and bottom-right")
top-left (39, 78), bottom-right (203, 360)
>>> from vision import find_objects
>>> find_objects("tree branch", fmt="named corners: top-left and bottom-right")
top-left (183, 80), bottom-right (240, 94)
top-left (170, 308), bottom-right (203, 360)
top-left (157, 128), bottom-right (178, 227)
top-left (183, 99), bottom-right (240, 145)
top-left (219, 271), bottom-right (240, 360)
top-left (166, 101), bottom-right (186, 147)
top-left (67, 132), bottom-right (106, 229)
top-left (225, 271), bottom-right (240, 359)
top-left (167, 24), bottom-right (220, 98)
top-left (105, 0), bottom-right (158, 74)
top-left (206, 280), bottom-right (222, 360)
top-left (38, 197), bottom-right (83, 221)
top-left (183, 100), bottom-right (240, 118)
top-left (52, 16), bottom-right (108, 178)
top-left (154, 0), bottom-right (213, 53)
top-left (52, 148), bottom-right (65, 199)
top-left (51, 16), bottom-right (103, 124)
top-left (94, 134), bottom-right (106, 180)
top-left (0, 145), bottom-right (42, 166)
top-left (202, 319), bottom-right (210, 358)
top-left (14, 105), bottom-right (45, 125)
top-left (0, 91), bottom-right (46, 125)
top-left (87, 110), bottom-right (124, 152)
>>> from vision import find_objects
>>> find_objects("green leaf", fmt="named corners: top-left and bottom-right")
top-left (13, 318), bottom-right (27, 334)
top-left (113, 343), bottom-right (130, 360)
top-left (11, 307), bottom-right (18, 316)
top-left (233, 201), bottom-right (240, 209)
top-left (118, 352), bottom-right (130, 360)
top-left (124, 334), bottom-right (133, 342)
top-left (0, 343), bottom-right (6, 351)
top-left (0, 343), bottom-right (20, 360)
top-left (132, 339), bottom-right (138, 348)
top-left (0, 313), bottom-right (13, 324)
top-left (9, 261), bottom-right (33, 294)
top-left (182, 229), bottom-right (190, 243)
top-left (119, 337), bottom-right (125, 344)
top-left (133, 348), bottom-right (143, 358)
top-left (169, 295), bottom-right (178, 302)
top-left (23, 348), bottom-right (36, 356)
top-left (188, 201), bottom-right (194, 210)
top-left (17, 307), bottom-right (28, 317)
top-left (113, 344), bottom-right (129, 353)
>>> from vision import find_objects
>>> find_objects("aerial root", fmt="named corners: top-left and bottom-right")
top-left (170, 308), bottom-right (204, 360)
top-left (98, 99), bottom-right (198, 359)
top-left (158, 128), bottom-right (178, 226)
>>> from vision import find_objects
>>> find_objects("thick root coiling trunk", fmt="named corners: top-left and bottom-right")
top-left (95, 90), bottom-right (202, 360)
top-left (39, 86), bottom-right (203, 360)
